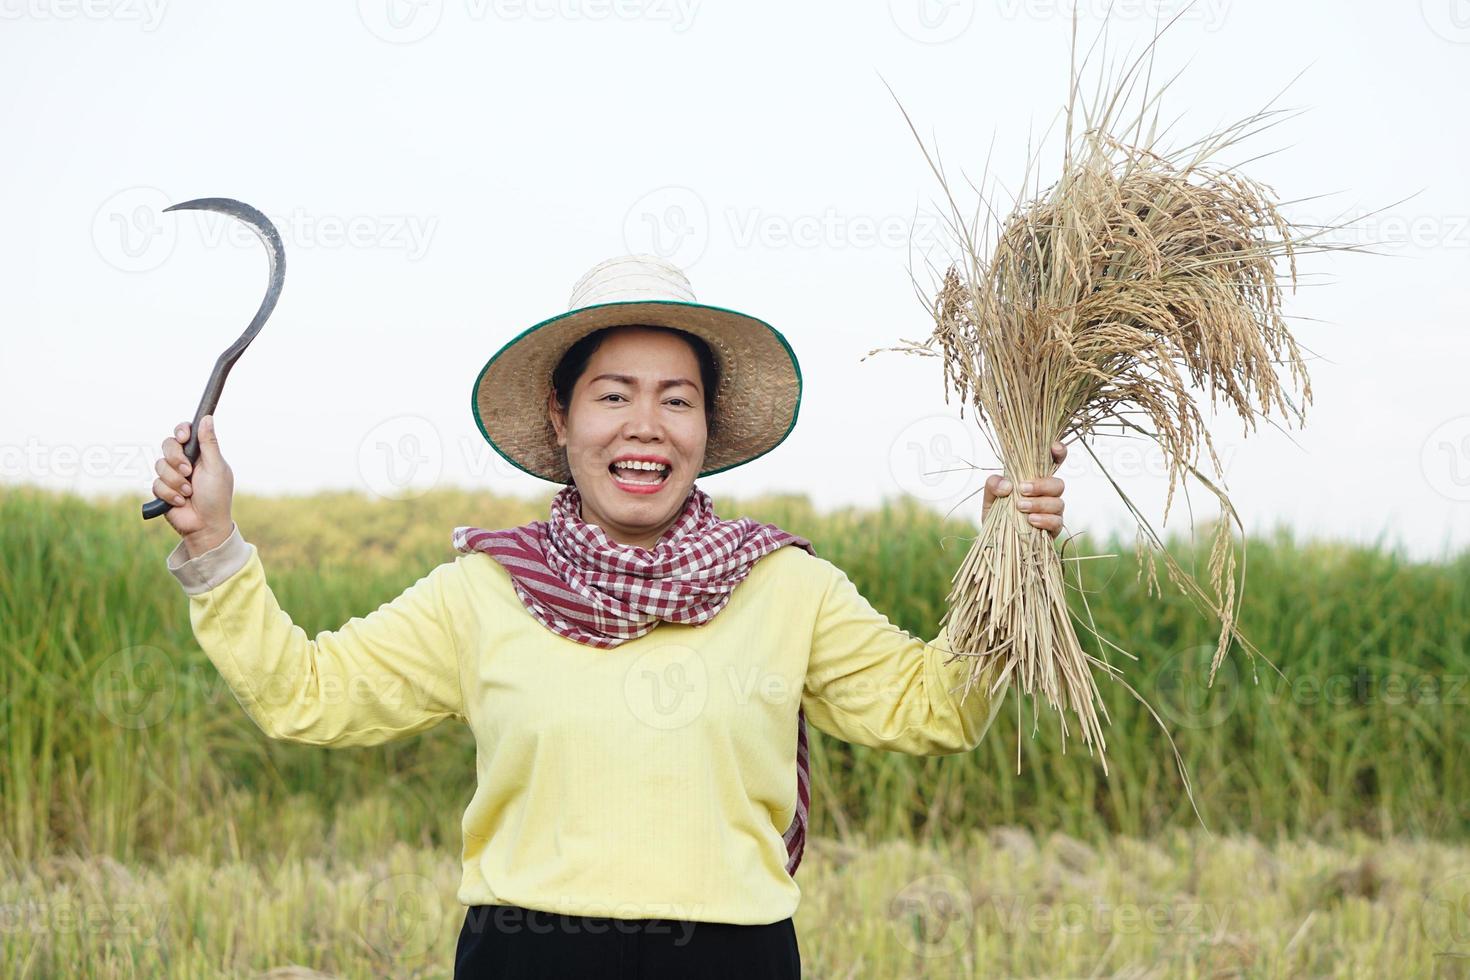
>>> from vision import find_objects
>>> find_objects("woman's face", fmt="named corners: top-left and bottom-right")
top-left (548, 326), bottom-right (708, 550)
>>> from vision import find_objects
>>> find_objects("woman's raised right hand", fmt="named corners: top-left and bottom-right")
top-left (154, 415), bottom-right (235, 554)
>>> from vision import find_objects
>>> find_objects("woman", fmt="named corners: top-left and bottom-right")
top-left (153, 254), bottom-right (1067, 978)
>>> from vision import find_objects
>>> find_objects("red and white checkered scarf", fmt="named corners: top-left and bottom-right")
top-left (451, 482), bottom-right (816, 876)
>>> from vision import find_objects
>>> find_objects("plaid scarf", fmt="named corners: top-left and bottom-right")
top-left (451, 482), bottom-right (816, 876)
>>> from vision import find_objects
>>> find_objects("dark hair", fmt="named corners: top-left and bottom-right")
top-left (550, 324), bottom-right (720, 440)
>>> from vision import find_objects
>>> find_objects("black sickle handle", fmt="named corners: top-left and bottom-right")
top-left (140, 368), bottom-right (229, 520)
top-left (142, 197), bottom-right (285, 521)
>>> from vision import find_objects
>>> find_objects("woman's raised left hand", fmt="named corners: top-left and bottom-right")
top-left (982, 441), bottom-right (1067, 539)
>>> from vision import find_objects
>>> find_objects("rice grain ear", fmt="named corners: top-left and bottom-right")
top-left (872, 14), bottom-right (1365, 779)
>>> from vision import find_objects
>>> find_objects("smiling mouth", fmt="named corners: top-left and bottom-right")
top-left (608, 462), bottom-right (671, 488)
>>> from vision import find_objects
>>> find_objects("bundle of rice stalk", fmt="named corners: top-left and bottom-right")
top-left (873, 21), bottom-right (1357, 776)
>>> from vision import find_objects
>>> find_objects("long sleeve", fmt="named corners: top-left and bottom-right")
top-left (801, 558), bottom-right (1008, 756)
top-left (165, 523), bottom-right (465, 748)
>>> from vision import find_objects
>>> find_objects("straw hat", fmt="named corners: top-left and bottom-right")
top-left (471, 254), bottom-right (803, 485)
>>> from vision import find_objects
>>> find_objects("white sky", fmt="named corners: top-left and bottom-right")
top-left (4, 0), bottom-right (1467, 560)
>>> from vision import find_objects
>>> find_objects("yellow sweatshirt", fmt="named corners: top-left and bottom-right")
top-left (166, 522), bottom-right (1007, 925)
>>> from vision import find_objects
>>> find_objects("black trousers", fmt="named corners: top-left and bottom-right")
top-left (453, 903), bottom-right (801, 978)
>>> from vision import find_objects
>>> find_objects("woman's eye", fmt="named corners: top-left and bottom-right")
top-left (598, 394), bottom-right (691, 407)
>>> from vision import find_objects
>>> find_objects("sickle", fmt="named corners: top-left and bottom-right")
top-left (141, 197), bottom-right (286, 520)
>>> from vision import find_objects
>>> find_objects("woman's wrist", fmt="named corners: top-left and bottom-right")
top-left (183, 522), bottom-right (234, 560)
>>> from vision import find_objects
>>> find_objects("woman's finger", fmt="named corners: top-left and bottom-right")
top-left (153, 477), bottom-right (186, 507)
top-left (1021, 475), bottom-right (1065, 498)
top-left (985, 474), bottom-right (1014, 499)
top-left (154, 457), bottom-right (187, 493)
top-left (168, 443), bottom-right (192, 474)
top-left (1016, 495), bottom-right (1064, 516)
top-left (1027, 513), bottom-right (1063, 536)
top-left (1050, 441), bottom-right (1067, 464)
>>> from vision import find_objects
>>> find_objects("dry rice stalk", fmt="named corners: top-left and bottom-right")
top-left (871, 14), bottom-right (1360, 774)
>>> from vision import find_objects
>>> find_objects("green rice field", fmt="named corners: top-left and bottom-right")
top-left (3, 485), bottom-right (1467, 977)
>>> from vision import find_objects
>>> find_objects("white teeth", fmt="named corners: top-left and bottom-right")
top-left (611, 460), bottom-right (668, 485)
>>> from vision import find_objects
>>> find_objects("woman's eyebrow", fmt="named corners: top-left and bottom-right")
top-left (589, 373), bottom-right (698, 391)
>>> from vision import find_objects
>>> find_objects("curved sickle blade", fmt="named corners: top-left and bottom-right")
top-left (140, 197), bottom-right (287, 520)
top-left (163, 197), bottom-right (286, 352)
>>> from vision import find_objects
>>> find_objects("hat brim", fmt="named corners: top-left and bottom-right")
top-left (471, 300), bottom-right (802, 484)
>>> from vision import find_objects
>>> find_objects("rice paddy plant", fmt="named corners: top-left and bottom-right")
top-left (2, 486), bottom-right (1465, 870)
top-left (870, 15), bottom-right (1366, 776)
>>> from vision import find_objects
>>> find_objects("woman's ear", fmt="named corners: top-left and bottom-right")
top-left (547, 388), bottom-right (566, 447)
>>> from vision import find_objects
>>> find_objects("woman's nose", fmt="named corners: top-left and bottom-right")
top-left (622, 398), bottom-right (664, 438)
